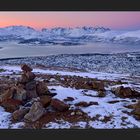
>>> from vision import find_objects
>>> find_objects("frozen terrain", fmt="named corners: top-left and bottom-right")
top-left (0, 52), bottom-right (140, 76)
top-left (0, 65), bottom-right (140, 129)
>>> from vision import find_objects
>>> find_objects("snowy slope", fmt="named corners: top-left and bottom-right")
top-left (113, 30), bottom-right (140, 44)
top-left (0, 26), bottom-right (39, 38)
top-left (0, 65), bottom-right (140, 129)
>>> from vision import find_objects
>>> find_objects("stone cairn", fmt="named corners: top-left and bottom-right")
top-left (0, 64), bottom-right (69, 123)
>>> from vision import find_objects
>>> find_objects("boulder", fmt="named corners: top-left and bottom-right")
top-left (25, 71), bottom-right (36, 81)
top-left (112, 86), bottom-right (140, 98)
top-left (13, 86), bottom-right (27, 101)
top-left (20, 72), bottom-right (36, 84)
top-left (92, 81), bottom-right (105, 91)
top-left (24, 102), bottom-right (45, 122)
top-left (1, 99), bottom-right (22, 112)
top-left (25, 81), bottom-right (37, 99)
top-left (133, 108), bottom-right (140, 116)
top-left (20, 74), bottom-right (29, 84)
top-left (136, 100), bottom-right (140, 108)
top-left (0, 87), bottom-right (15, 103)
top-left (12, 107), bottom-right (30, 121)
top-left (26, 90), bottom-right (38, 100)
top-left (51, 99), bottom-right (69, 112)
top-left (36, 81), bottom-right (50, 96)
top-left (21, 64), bottom-right (32, 72)
top-left (98, 90), bottom-right (106, 97)
top-left (25, 80), bottom-right (36, 90)
top-left (39, 95), bottom-right (52, 107)
top-left (131, 100), bottom-right (140, 118)
top-left (0, 84), bottom-right (9, 94)
top-left (75, 101), bottom-right (98, 107)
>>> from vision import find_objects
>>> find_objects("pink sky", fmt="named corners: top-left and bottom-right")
top-left (0, 12), bottom-right (140, 30)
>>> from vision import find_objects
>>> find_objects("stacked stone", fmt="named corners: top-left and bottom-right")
top-left (20, 64), bottom-right (37, 99)
top-left (0, 64), bottom-right (70, 123)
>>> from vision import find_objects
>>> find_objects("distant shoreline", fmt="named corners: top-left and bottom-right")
top-left (0, 51), bottom-right (139, 61)
top-left (0, 51), bottom-right (140, 61)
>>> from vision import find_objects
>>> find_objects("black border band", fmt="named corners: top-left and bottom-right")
top-left (0, 0), bottom-right (140, 11)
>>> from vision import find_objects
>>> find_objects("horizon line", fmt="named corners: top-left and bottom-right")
top-left (0, 24), bottom-right (139, 31)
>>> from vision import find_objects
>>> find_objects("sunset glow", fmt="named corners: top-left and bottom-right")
top-left (0, 12), bottom-right (140, 30)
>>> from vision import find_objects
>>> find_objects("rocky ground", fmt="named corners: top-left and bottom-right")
top-left (0, 64), bottom-right (140, 129)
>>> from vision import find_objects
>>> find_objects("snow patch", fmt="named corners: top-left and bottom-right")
top-left (0, 107), bottom-right (11, 129)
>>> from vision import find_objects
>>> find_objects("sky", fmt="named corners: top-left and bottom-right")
top-left (0, 12), bottom-right (140, 30)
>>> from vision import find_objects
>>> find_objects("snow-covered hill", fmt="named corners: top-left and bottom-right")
top-left (0, 25), bottom-right (140, 45)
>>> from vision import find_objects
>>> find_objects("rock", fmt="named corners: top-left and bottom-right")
top-left (26, 90), bottom-right (38, 99)
top-left (51, 99), bottom-right (69, 112)
top-left (75, 101), bottom-right (98, 107)
top-left (0, 84), bottom-right (9, 93)
top-left (136, 100), bottom-right (140, 108)
top-left (133, 108), bottom-right (140, 116)
top-left (75, 110), bottom-right (83, 115)
top-left (39, 95), bottom-right (52, 107)
top-left (63, 97), bottom-right (75, 102)
top-left (21, 64), bottom-right (32, 72)
top-left (0, 87), bottom-right (15, 103)
top-left (20, 74), bottom-right (29, 84)
top-left (24, 102), bottom-right (45, 122)
top-left (70, 112), bottom-right (75, 116)
top-left (48, 93), bottom-right (57, 97)
top-left (25, 80), bottom-right (36, 90)
top-left (20, 72), bottom-right (36, 84)
top-left (13, 86), bottom-right (27, 101)
top-left (129, 100), bottom-right (140, 120)
top-left (36, 81), bottom-right (50, 96)
top-left (92, 81), bottom-right (105, 91)
top-left (25, 81), bottom-right (37, 99)
top-left (112, 86), bottom-right (140, 98)
top-left (1, 99), bottom-right (22, 112)
top-left (108, 100), bottom-right (120, 104)
top-left (98, 90), bottom-right (106, 97)
top-left (25, 71), bottom-right (36, 81)
top-left (24, 101), bottom-right (33, 108)
top-left (12, 107), bottom-right (30, 121)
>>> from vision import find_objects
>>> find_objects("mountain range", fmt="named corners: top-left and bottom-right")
top-left (0, 25), bottom-right (140, 45)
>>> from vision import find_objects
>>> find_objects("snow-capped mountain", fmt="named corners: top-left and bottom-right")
top-left (0, 25), bottom-right (140, 45)
top-left (41, 26), bottom-right (110, 37)
top-left (0, 25), bottom-right (39, 40)
top-left (113, 30), bottom-right (140, 45)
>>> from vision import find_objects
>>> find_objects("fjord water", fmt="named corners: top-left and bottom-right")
top-left (0, 42), bottom-right (140, 59)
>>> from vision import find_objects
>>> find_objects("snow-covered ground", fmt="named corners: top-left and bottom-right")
top-left (0, 65), bottom-right (130, 80)
top-left (0, 65), bottom-right (140, 129)
top-left (45, 85), bottom-right (140, 129)
top-left (0, 52), bottom-right (140, 76)
top-left (0, 84), bottom-right (140, 129)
